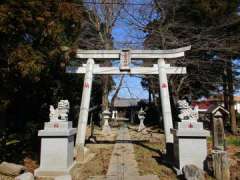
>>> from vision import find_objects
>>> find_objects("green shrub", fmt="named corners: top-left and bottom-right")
top-left (226, 136), bottom-right (240, 146)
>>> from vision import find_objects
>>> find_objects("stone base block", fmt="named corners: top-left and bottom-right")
top-left (44, 121), bottom-right (73, 129)
top-left (55, 175), bottom-right (72, 180)
top-left (102, 124), bottom-right (111, 135)
top-left (34, 161), bottom-right (76, 177)
top-left (177, 121), bottom-right (203, 129)
top-left (172, 164), bottom-right (205, 177)
top-left (171, 128), bottom-right (210, 174)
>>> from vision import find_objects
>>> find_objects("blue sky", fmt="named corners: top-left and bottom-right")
top-left (109, 0), bottom-right (157, 100)
top-left (109, 1), bottom-right (240, 100)
top-left (110, 22), bottom-right (148, 99)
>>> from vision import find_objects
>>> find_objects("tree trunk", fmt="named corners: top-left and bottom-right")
top-left (227, 61), bottom-right (237, 134)
top-left (148, 78), bottom-right (152, 104)
top-left (102, 75), bottom-right (109, 110)
top-left (212, 150), bottom-right (230, 180)
top-left (101, 41), bottom-right (112, 111)
top-left (223, 67), bottom-right (229, 111)
top-left (110, 75), bottom-right (124, 108)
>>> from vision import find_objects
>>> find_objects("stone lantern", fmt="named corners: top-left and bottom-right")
top-left (102, 109), bottom-right (111, 134)
top-left (138, 108), bottom-right (146, 132)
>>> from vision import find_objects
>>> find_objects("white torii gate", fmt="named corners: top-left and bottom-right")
top-left (66, 46), bottom-right (191, 160)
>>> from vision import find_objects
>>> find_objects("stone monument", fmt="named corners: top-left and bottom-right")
top-left (171, 100), bottom-right (210, 174)
top-left (207, 105), bottom-right (230, 179)
top-left (138, 108), bottom-right (146, 132)
top-left (34, 100), bottom-right (76, 177)
top-left (206, 105), bottom-right (228, 151)
top-left (212, 111), bottom-right (225, 150)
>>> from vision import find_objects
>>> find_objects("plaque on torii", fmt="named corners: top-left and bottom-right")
top-left (120, 49), bottom-right (131, 71)
top-left (65, 46), bottom-right (191, 161)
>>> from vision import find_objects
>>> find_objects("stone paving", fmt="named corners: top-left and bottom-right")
top-left (89, 126), bottom-right (159, 180)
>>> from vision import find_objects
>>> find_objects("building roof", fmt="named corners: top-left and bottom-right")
top-left (192, 101), bottom-right (214, 110)
top-left (113, 98), bottom-right (139, 108)
top-left (192, 95), bottom-right (240, 110)
top-left (208, 95), bottom-right (240, 102)
top-left (206, 104), bottom-right (229, 115)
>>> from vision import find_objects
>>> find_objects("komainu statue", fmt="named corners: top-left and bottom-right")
top-left (177, 100), bottom-right (199, 122)
top-left (49, 100), bottom-right (70, 122)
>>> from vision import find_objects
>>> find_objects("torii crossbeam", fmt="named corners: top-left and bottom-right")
top-left (66, 46), bottom-right (191, 161)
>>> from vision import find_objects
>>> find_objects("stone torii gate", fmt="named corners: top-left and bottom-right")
top-left (66, 46), bottom-right (191, 160)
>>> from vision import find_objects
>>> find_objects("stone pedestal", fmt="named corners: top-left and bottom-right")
top-left (138, 108), bottom-right (146, 132)
top-left (171, 121), bottom-right (210, 174)
top-left (138, 119), bottom-right (145, 132)
top-left (34, 121), bottom-right (76, 177)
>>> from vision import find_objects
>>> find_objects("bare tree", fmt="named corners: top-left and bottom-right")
top-left (110, 74), bottom-right (125, 108)
top-left (85, 0), bottom-right (126, 110)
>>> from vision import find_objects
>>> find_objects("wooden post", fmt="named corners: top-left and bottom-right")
top-left (212, 150), bottom-right (230, 180)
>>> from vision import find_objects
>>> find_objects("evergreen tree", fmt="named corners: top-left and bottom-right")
top-left (0, 0), bottom-right (105, 162)
top-left (144, 0), bottom-right (240, 133)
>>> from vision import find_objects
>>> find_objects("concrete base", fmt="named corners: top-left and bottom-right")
top-left (171, 126), bottom-right (210, 174)
top-left (35, 121), bottom-right (76, 178)
top-left (38, 131), bottom-right (76, 170)
top-left (34, 161), bottom-right (76, 177)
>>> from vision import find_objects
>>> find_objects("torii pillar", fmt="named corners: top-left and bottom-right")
top-left (158, 58), bottom-right (174, 158)
top-left (76, 58), bottom-right (94, 161)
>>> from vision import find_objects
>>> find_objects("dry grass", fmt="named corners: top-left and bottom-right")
top-left (128, 125), bottom-right (177, 180)
top-left (206, 134), bottom-right (240, 179)
top-left (71, 144), bottom-right (114, 180)
top-left (134, 142), bottom-right (177, 180)
top-left (71, 126), bottom-right (117, 180)
top-left (0, 175), bottom-right (14, 180)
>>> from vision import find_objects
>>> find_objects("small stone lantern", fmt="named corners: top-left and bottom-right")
top-left (138, 108), bottom-right (146, 132)
top-left (102, 109), bottom-right (111, 134)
